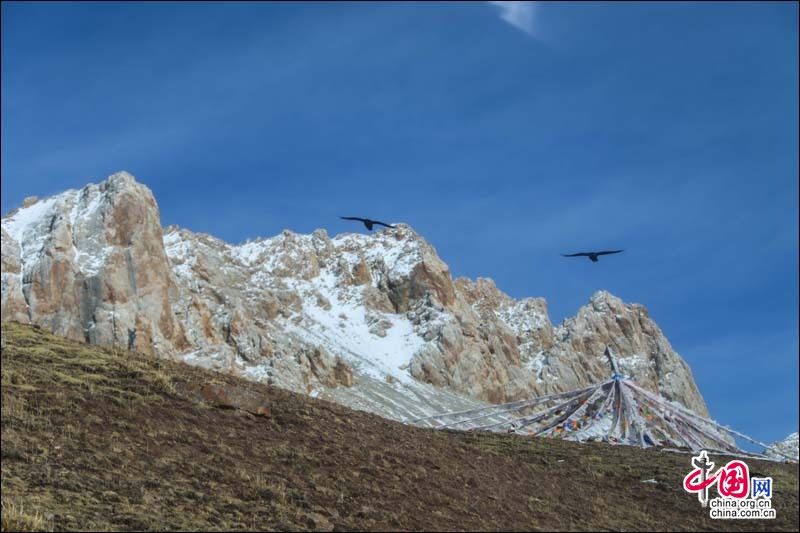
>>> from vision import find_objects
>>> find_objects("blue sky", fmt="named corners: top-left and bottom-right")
top-left (2, 2), bottom-right (797, 445)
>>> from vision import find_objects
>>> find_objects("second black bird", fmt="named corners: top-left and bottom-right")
top-left (561, 250), bottom-right (625, 263)
top-left (340, 216), bottom-right (396, 231)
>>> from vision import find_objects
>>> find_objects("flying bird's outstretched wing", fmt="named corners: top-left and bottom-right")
top-left (340, 216), bottom-right (368, 223)
top-left (561, 252), bottom-right (591, 257)
top-left (595, 250), bottom-right (624, 256)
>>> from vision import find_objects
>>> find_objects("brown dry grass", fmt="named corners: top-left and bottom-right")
top-left (1, 321), bottom-right (797, 531)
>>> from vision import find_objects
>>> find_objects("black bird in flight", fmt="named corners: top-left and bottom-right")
top-left (340, 216), bottom-right (396, 231)
top-left (561, 250), bottom-right (625, 263)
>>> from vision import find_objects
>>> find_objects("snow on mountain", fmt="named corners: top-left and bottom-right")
top-left (767, 432), bottom-right (799, 461)
top-left (2, 171), bottom-right (712, 421)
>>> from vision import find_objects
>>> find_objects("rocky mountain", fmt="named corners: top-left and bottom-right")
top-left (767, 432), bottom-right (799, 461)
top-left (1, 171), bottom-right (709, 420)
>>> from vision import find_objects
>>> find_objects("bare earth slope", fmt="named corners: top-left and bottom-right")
top-left (2, 322), bottom-right (797, 532)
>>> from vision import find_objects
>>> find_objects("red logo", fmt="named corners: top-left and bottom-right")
top-left (684, 454), bottom-right (750, 500)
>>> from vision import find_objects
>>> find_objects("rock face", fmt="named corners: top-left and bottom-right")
top-left (2, 173), bottom-right (187, 354)
top-left (767, 432), bottom-right (799, 461)
top-left (2, 172), bottom-right (710, 419)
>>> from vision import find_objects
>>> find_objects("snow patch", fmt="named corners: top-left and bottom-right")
top-left (286, 269), bottom-right (425, 384)
top-left (2, 195), bottom-right (61, 245)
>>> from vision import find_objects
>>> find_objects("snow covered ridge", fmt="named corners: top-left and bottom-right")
top-left (160, 223), bottom-right (431, 389)
top-left (3, 171), bottom-right (711, 421)
top-left (767, 432), bottom-right (799, 461)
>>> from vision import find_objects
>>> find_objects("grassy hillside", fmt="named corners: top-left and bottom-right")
top-left (1, 321), bottom-right (797, 531)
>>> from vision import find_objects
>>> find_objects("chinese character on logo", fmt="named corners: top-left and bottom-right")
top-left (751, 477), bottom-right (773, 499)
top-left (684, 451), bottom-right (715, 507)
top-left (716, 461), bottom-right (749, 499)
top-left (684, 452), bottom-right (751, 506)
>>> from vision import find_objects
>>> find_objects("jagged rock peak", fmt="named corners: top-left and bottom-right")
top-left (767, 432), bottom-right (799, 461)
top-left (106, 169), bottom-right (137, 184)
top-left (2, 171), bottom-right (184, 354)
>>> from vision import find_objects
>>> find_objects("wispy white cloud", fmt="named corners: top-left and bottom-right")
top-left (487, 1), bottom-right (537, 36)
